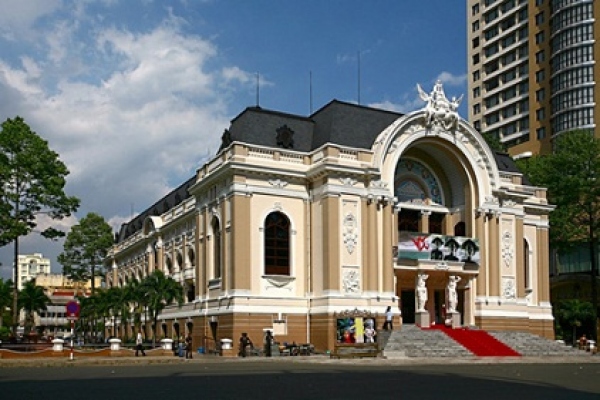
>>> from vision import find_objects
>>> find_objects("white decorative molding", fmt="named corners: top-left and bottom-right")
top-left (268, 179), bottom-right (288, 189)
top-left (263, 275), bottom-right (295, 290)
top-left (502, 277), bottom-right (516, 299)
top-left (369, 180), bottom-right (388, 189)
top-left (387, 140), bottom-right (400, 154)
top-left (502, 199), bottom-right (516, 207)
top-left (342, 267), bottom-right (360, 294)
top-left (339, 177), bottom-right (357, 186)
top-left (435, 261), bottom-right (449, 270)
top-left (273, 202), bottom-right (283, 211)
top-left (501, 231), bottom-right (513, 268)
top-left (342, 213), bottom-right (358, 254)
top-left (485, 195), bottom-right (499, 204)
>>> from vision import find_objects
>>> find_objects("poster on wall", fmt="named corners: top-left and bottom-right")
top-left (337, 317), bottom-right (356, 343)
top-left (397, 232), bottom-right (480, 265)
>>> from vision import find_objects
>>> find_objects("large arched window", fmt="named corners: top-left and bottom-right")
top-left (212, 217), bottom-right (222, 279)
top-left (264, 212), bottom-right (290, 276)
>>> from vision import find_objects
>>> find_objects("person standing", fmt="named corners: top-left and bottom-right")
top-left (265, 330), bottom-right (273, 357)
top-left (135, 329), bottom-right (146, 357)
top-left (383, 306), bottom-right (394, 331)
top-left (238, 332), bottom-right (253, 357)
top-left (185, 334), bottom-right (193, 359)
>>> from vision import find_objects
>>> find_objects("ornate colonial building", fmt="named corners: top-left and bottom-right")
top-left (106, 82), bottom-right (554, 352)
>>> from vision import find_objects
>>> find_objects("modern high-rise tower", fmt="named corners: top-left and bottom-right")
top-left (467, 0), bottom-right (600, 156)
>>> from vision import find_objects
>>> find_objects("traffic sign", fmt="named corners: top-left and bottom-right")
top-left (66, 300), bottom-right (80, 319)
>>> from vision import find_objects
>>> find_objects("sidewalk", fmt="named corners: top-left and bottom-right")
top-left (1, 353), bottom-right (599, 368)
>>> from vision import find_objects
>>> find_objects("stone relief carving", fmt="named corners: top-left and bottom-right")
top-left (502, 231), bottom-right (513, 268)
top-left (342, 213), bottom-right (358, 254)
top-left (501, 199), bottom-right (516, 208)
top-left (339, 177), bottom-right (357, 186)
top-left (268, 179), bottom-right (288, 189)
top-left (502, 277), bottom-right (516, 299)
top-left (417, 80), bottom-right (463, 132)
top-left (342, 268), bottom-right (360, 294)
top-left (369, 180), bottom-right (389, 189)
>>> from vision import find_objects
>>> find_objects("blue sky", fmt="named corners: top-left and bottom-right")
top-left (0, 0), bottom-right (467, 278)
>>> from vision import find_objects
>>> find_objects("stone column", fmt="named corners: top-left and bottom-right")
top-left (419, 210), bottom-right (431, 233)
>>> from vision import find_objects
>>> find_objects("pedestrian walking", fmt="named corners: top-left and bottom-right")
top-left (135, 329), bottom-right (146, 357)
top-left (383, 306), bottom-right (394, 331)
top-left (185, 334), bottom-right (193, 359)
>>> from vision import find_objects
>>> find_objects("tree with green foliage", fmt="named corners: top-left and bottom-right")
top-left (482, 131), bottom-right (506, 153)
top-left (554, 299), bottom-right (595, 344)
top-left (0, 278), bottom-right (13, 328)
top-left (0, 116), bottom-right (80, 330)
top-left (526, 130), bottom-right (600, 339)
top-left (58, 212), bottom-right (114, 295)
top-left (142, 270), bottom-right (184, 345)
top-left (18, 280), bottom-right (50, 336)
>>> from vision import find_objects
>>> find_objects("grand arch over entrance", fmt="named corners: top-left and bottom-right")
top-left (372, 82), bottom-right (500, 329)
top-left (391, 138), bottom-right (482, 328)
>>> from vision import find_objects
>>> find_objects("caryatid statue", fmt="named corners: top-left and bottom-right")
top-left (416, 273), bottom-right (429, 312)
top-left (446, 275), bottom-right (461, 313)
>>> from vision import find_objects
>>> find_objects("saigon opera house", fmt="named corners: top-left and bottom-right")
top-left (105, 81), bottom-right (554, 352)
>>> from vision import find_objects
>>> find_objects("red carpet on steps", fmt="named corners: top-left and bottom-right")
top-left (426, 325), bottom-right (521, 357)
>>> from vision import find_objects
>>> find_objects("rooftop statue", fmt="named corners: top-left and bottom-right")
top-left (417, 80), bottom-right (463, 132)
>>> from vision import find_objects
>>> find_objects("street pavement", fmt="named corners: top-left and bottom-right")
top-left (1, 354), bottom-right (599, 399)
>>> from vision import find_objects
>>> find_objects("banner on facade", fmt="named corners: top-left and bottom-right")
top-left (397, 232), bottom-right (480, 265)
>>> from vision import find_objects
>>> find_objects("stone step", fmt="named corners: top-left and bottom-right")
top-left (381, 324), bottom-right (589, 358)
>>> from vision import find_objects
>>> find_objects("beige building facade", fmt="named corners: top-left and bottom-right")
top-left (106, 82), bottom-right (554, 352)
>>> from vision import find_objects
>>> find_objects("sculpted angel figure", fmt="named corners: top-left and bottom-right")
top-left (416, 273), bottom-right (429, 312)
top-left (417, 81), bottom-right (463, 131)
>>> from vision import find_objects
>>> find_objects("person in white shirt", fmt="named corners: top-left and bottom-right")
top-left (383, 306), bottom-right (393, 330)
top-left (135, 329), bottom-right (146, 357)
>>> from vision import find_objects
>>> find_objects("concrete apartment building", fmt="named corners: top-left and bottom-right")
top-left (14, 253), bottom-right (51, 290)
top-left (35, 274), bottom-right (102, 338)
top-left (467, 0), bottom-right (600, 157)
top-left (467, 0), bottom-right (600, 325)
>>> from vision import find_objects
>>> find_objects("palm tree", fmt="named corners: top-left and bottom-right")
top-left (18, 280), bottom-right (50, 337)
top-left (77, 294), bottom-right (101, 342)
top-left (104, 286), bottom-right (131, 340)
top-left (141, 270), bottom-right (184, 346)
top-left (126, 278), bottom-right (148, 337)
top-left (95, 289), bottom-right (115, 340)
top-left (0, 278), bottom-right (13, 329)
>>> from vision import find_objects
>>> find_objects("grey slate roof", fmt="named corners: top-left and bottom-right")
top-left (116, 100), bottom-right (524, 242)
top-left (115, 176), bottom-right (196, 243)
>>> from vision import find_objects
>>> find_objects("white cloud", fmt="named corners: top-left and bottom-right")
top-left (0, 5), bottom-right (251, 273)
top-left (0, 0), bottom-right (61, 41)
top-left (436, 71), bottom-right (467, 86)
top-left (369, 92), bottom-right (424, 114)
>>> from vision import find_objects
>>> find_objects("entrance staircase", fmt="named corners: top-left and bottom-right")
top-left (381, 324), bottom-right (586, 359)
